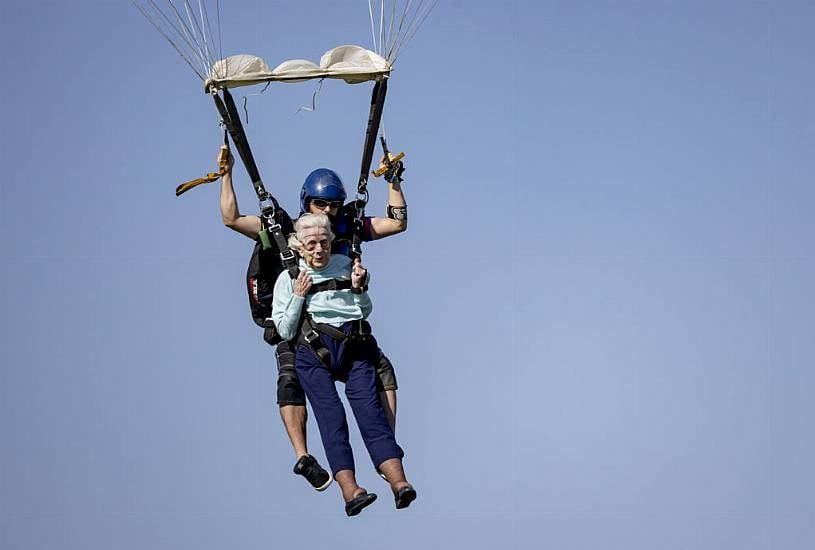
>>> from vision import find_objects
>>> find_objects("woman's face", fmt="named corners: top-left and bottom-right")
top-left (300, 226), bottom-right (332, 269)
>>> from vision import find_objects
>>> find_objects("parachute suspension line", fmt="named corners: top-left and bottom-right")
top-left (166, 1), bottom-right (210, 73)
top-left (367, 1), bottom-right (379, 54)
top-left (132, 0), bottom-right (226, 81)
top-left (379, 1), bottom-right (386, 60)
top-left (215, 0), bottom-right (223, 72)
top-left (131, 1), bottom-right (207, 79)
top-left (386, 0), bottom-right (438, 63)
top-left (386, 0), bottom-right (413, 60)
top-left (386, 0), bottom-right (398, 58)
top-left (197, 0), bottom-right (219, 70)
top-left (366, 0), bottom-right (436, 63)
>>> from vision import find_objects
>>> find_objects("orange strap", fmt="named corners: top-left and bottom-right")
top-left (175, 145), bottom-right (230, 197)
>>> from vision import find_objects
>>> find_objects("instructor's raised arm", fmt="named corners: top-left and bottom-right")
top-left (219, 145), bottom-right (261, 239)
top-left (369, 155), bottom-right (408, 240)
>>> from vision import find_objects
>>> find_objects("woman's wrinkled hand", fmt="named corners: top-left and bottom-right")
top-left (293, 271), bottom-right (313, 297)
top-left (351, 258), bottom-right (367, 289)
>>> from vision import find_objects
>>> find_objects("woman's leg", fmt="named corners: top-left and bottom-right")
top-left (344, 343), bottom-right (405, 474)
top-left (295, 346), bottom-right (355, 476)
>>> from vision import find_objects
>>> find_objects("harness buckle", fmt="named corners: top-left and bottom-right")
top-left (280, 249), bottom-right (296, 263)
top-left (304, 330), bottom-right (321, 345)
top-left (259, 196), bottom-right (275, 215)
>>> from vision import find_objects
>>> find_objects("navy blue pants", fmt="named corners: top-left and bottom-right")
top-left (295, 324), bottom-right (404, 475)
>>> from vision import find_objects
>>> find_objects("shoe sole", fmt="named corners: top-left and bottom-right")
top-left (346, 493), bottom-right (378, 516)
top-left (395, 487), bottom-right (417, 509)
top-left (314, 473), bottom-right (333, 492)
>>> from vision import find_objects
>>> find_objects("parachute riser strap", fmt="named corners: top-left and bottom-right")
top-left (351, 78), bottom-right (389, 258)
top-left (357, 77), bottom-right (389, 201)
top-left (211, 87), bottom-right (270, 203)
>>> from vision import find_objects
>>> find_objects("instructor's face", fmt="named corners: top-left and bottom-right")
top-left (307, 200), bottom-right (341, 218)
top-left (300, 227), bottom-right (332, 269)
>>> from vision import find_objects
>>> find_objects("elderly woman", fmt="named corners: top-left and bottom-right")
top-left (272, 213), bottom-right (416, 516)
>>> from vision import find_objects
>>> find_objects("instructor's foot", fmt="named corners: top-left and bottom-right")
top-left (293, 455), bottom-right (332, 491)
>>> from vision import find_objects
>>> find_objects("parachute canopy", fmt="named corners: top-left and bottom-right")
top-left (205, 45), bottom-right (391, 91)
top-left (133, 0), bottom-right (436, 85)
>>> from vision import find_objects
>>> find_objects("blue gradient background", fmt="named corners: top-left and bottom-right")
top-left (1, 1), bottom-right (813, 549)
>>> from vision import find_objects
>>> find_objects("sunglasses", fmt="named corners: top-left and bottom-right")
top-left (310, 199), bottom-right (343, 209)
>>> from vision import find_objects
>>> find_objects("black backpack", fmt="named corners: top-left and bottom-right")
top-left (246, 209), bottom-right (296, 346)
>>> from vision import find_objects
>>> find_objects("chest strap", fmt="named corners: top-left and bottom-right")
top-left (307, 279), bottom-right (353, 294)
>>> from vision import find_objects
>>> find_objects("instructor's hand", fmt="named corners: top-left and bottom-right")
top-left (218, 145), bottom-right (234, 174)
top-left (293, 271), bottom-right (312, 297)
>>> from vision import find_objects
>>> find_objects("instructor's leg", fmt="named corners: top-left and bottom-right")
top-left (279, 405), bottom-right (308, 458)
top-left (276, 342), bottom-right (309, 459)
top-left (379, 391), bottom-right (397, 433)
top-left (375, 347), bottom-right (398, 433)
top-left (277, 342), bottom-right (331, 490)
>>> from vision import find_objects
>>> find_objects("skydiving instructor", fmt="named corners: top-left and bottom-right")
top-left (218, 145), bottom-right (408, 490)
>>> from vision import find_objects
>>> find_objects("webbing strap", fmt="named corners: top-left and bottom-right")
top-left (357, 78), bottom-right (389, 199)
top-left (299, 317), bottom-right (332, 366)
top-left (212, 86), bottom-right (299, 276)
top-left (174, 171), bottom-right (223, 196)
top-left (308, 279), bottom-right (353, 294)
top-left (259, 218), bottom-right (300, 279)
top-left (176, 133), bottom-right (230, 196)
top-left (212, 88), bottom-right (271, 202)
top-left (350, 77), bottom-right (389, 259)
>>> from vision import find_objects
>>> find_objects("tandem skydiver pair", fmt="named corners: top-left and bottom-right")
top-left (219, 147), bottom-right (415, 516)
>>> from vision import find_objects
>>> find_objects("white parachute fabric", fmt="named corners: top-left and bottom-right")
top-left (205, 45), bottom-right (391, 90)
top-left (134, 1), bottom-right (435, 86)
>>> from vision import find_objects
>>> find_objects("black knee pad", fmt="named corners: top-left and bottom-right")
top-left (375, 351), bottom-right (398, 392)
top-left (276, 342), bottom-right (305, 405)
top-left (277, 372), bottom-right (306, 406)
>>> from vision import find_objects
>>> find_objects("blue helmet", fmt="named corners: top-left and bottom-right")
top-left (300, 168), bottom-right (346, 213)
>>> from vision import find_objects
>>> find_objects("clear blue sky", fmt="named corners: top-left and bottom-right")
top-left (1, 1), bottom-right (813, 549)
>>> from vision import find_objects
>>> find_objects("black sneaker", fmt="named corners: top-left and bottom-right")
top-left (293, 455), bottom-right (332, 491)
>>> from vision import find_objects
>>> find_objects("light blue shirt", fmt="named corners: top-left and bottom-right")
top-left (272, 254), bottom-right (372, 341)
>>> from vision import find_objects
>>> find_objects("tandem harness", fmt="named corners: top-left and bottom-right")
top-left (298, 318), bottom-right (373, 368)
top-left (206, 82), bottom-right (385, 345)
top-left (296, 279), bottom-right (371, 368)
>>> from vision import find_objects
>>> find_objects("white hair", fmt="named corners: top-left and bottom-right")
top-left (288, 213), bottom-right (334, 252)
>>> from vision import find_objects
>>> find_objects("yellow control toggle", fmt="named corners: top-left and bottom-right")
top-left (372, 152), bottom-right (405, 178)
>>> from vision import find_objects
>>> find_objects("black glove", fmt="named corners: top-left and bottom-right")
top-left (384, 160), bottom-right (405, 184)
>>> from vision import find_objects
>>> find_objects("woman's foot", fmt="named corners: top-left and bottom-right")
top-left (394, 485), bottom-right (417, 509)
top-left (345, 489), bottom-right (378, 516)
